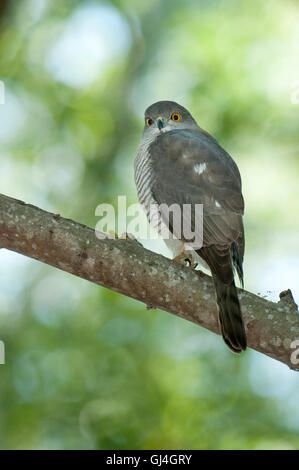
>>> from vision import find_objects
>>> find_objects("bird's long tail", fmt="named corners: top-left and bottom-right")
top-left (213, 277), bottom-right (247, 354)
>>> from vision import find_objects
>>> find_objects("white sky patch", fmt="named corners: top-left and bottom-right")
top-left (245, 233), bottom-right (299, 305)
top-left (27, 0), bottom-right (49, 22)
top-left (249, 351), bottom-right (299, 431)
top-left (46, 2), bottom-right (131, 88)
top-left (215, 200), bottom-right (221, 208)
top-left (193, 163), bottom-right (206, 175)
top-left (257, 255), bottom-right (299, 304)
top-left (0, 88), bottom-right (26, 143)
top-left (0, 250), bottom-right (39, 315)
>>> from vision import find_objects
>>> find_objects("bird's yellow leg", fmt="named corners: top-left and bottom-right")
top-left (108, 230), bottom-right (118, 238)
top-left (108, 230), bottom-right (135, 240)
top-left (172, 243), bottom-right (186, 265)
top-left (173, 244), bottom-right (197, 269)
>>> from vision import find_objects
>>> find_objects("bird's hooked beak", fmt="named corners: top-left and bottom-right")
top-left (157, 117), bottom-right (165, 131)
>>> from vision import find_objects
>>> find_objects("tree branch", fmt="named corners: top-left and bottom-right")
top-left (0, 193), bottom-right (298, 369)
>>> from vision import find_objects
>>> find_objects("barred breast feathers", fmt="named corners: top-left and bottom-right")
top-left (134, 138), bottom-right (162, 232)
top-left (134, 139), bottom-right (156, 207)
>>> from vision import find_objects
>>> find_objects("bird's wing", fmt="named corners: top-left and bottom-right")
top-left (149, 127), bottom-right (247, 352)
top-left (149, 128), bottom-right (244, 250)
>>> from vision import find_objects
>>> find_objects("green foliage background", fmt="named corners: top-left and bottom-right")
top-left (0, 0), bottom-right (298, 450)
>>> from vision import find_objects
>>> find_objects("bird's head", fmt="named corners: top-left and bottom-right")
top-left (142, 101), bottom-right (198, 138)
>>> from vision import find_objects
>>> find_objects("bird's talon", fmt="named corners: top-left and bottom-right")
top-left (108, 230), bottom-right (119, 239)
top-left (184, 254), bottom-right (198, 270)
top-left (173, 252), bottom-right (196, 269)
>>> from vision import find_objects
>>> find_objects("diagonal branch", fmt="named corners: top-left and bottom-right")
top-left (0, 193), bottom-right (298, 369)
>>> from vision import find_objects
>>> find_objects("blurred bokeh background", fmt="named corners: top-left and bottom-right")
top-left (0, 0), bottom-right (298, 450)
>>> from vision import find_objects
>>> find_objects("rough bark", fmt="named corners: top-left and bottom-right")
top-left (0, 193), bottom-right (298, 370)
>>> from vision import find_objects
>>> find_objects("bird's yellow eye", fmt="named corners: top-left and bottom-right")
top-left (146, 117), bottom-right (153, 127)
top-left (171, 113), bottom-right (181, 122)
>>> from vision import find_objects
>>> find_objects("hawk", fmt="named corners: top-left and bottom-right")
top-left (134, 101), bottom-right (247, 353)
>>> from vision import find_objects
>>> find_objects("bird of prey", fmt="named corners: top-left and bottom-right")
top-left (134, 100), bottom-right (247, 353)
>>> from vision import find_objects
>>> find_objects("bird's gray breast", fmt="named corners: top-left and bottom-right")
top-left (134, 136), bottom-right (186, 259)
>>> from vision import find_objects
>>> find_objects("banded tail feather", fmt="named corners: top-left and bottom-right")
top-left (213, 277), bottom-right (247, 353)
